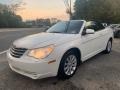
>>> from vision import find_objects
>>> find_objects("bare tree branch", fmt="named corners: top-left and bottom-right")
top-left (63, 0), bottom-right (72, 19)
top-left (7, 0), bottom-right (25, 13)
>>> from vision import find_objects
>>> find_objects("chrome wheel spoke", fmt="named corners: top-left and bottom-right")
top-left (64, 65), bottom-right (69, 71)
top-left (66, 66), bottom-right (70, 75)
top-left (107, 41), bottom-right (111, 52)
top-left (64, 55), bottom-right (77, 76)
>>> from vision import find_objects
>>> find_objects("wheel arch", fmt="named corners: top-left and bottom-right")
top-left (61, 47), bottom-right (82, 65)
top-left (57, 47), bottom-right (82, 79)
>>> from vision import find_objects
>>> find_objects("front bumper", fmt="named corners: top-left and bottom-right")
top-left (7, 52), bottom-right (58, 79)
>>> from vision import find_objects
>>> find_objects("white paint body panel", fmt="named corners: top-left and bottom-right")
top-left (7, 20), bottom-right (113, 79)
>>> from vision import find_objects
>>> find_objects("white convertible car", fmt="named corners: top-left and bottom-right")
top-left (7, 20), bottom-right (113, 79)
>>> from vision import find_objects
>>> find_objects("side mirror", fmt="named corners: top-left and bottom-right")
top-left (86, 29), bottom-right (95, 34)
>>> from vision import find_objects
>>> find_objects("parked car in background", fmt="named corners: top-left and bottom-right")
top-left (110, 24), bottom-right (120, 38)
top-left (7, 20), bottom-right (113, 79)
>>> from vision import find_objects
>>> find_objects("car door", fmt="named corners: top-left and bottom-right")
top-left (80, 22), bottom-right (104, 61)
top-left (94, 22), bottom-right (107, 50)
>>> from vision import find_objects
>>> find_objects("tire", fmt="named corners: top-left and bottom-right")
top-left (57, 50), bottom-right (79, 79)
top-left (104, 40), bottom-right (112, 54)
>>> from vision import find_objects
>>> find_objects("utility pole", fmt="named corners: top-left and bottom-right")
top-left (69, 0), bottom-right (72, 20)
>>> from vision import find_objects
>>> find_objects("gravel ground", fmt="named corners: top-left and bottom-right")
top-left (113, 38), bottom-right (120, 53)
top-left (0, 39), bottom-right (120, 90)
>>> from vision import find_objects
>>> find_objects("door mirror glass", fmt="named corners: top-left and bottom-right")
top-left (86, 29), bottom-right (95, 34)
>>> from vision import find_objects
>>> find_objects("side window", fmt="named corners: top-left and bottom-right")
top-left (95, 22), bottom-right (105, 31)
top-left (85, 22), bottom-right (96, 30)
top-left (85, 22), bottom-right (105, 32)
top-left (85, 25), bottom-right (95, 30)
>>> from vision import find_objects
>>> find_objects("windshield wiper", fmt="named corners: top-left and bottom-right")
top-left (51, 31), bottom-right (62, 33)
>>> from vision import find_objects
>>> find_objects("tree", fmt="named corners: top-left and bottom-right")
top-left (73, 0), bottom-right (120, 23)
top-left (8, 0), bottom-right (25, 13)
top-left (63, 0), bottom-right (72, 19)
top-left (0, 3), bottom-right (23, 28)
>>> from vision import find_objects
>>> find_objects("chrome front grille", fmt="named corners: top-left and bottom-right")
top-left (10, 45), bottom-right (27, 58)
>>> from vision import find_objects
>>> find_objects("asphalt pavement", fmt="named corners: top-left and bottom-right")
top-left (0, 28), bottom-right (45, 52)
top-left (0, 28), bottom-right (120, 90)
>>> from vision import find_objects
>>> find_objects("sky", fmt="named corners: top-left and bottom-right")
top-left (0, 0), bottom-right (74, 21)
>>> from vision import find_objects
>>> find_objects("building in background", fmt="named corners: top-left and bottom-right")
top-left (25, 18), bottom-right (60, 28)
top-left (50, 18), bottom-right (61, 25)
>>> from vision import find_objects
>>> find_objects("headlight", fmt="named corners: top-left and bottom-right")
top-left (28, 45), bottom-right (54, 59)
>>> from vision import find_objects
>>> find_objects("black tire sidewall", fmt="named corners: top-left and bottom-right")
top-left (106, 40), bottom-right (112, 53)
top-left (58, 51), bottom-right (78, 79)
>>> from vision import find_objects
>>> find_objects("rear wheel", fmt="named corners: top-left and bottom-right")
top-left (58, 51), bottom-right (78, 79)
top-left (104, 40), bottom-right (112, 54)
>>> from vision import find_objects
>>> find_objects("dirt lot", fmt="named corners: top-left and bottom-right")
top-left (0, 39), bottom-right (120, 90)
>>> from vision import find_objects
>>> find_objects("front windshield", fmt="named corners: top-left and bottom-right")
top-left (47, 20), bottom-right (84, 34)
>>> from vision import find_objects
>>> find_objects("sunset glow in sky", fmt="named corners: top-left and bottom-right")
top-left (0, 0), bottom-right (75, 20)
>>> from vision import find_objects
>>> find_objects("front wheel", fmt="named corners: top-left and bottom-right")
top-left (57, 51), bottom-right (78, 79)
top-left (104, 40), bottom-right (112, 54)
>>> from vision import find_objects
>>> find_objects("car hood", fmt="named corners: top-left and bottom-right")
top-left (13, 32), bottom-right (76, 49)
